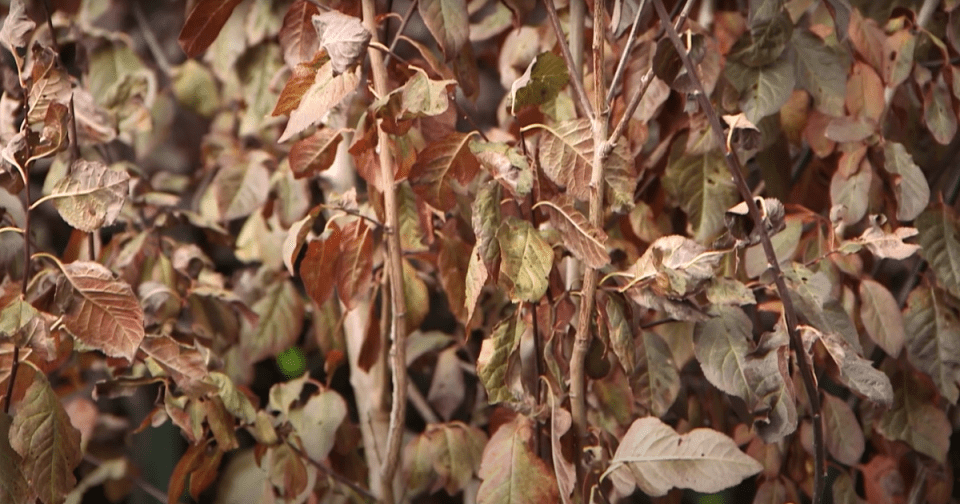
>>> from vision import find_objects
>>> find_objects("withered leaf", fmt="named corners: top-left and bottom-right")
top-left (279, 0), bottom-right (321, 66)
top-left (300, 223), bottom-right (341, 308)
top-left (311, 11), bottom-right (371, 75)
top-left (409, 131), bottom-right (480, 210)
top-left (419, 0), bottom-right (469, 60)
top-left (0, 0), bottom-right (35, 67)
top-left (536, 196), bottom-right (608, 269)
top-left (278, 61), bottom-right (359, 142)
top-left (51, 160), bottom-right (130, 232)
top-left (56, 261), bottom-right (145, 361)
top-left (178, 0), bottom-right (245, 58)
top-left (140, 335), bottom-right (214, 398)
top-left (336, 219), bottom-right (374, 309)
top-left (288, 128), bottom-right (345, 178)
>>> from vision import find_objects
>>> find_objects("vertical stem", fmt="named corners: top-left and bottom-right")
top-left (361, 1), bottom-right (408, 502)
top-left (569, 0), bottom-right (585, 79)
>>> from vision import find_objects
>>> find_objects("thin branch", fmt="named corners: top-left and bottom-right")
top-left (2, 346), bottom-right (19, 414)
top-left (450, 96), bottom-right (490, 142)
top-left (543, 0), bottom-right (595, 122)
top-left (285, 442), bottom-right (379, 502)
top-left (39, 0), bottom-right (59, 54)
top-left (132, 2), bottom-right (173, 75)
top-left (384, 0), bottom-right (418, 68)
top-left (83, 454), bottom-right (178, 504)
top-left (362, 1), bottom-right (409, 502)
top-left (650, 2), bottom-right (826, 504)
top-left (606, 0), bottom-right (648, 105)
top-left (570, 0), bottom-right (585, 84)
top-left (406, 382), bottom-right (440, 424)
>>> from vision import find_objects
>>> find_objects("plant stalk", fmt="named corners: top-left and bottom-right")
top-left (361, 1), bottom-right (409, 502)
top-left (650, 1), bottom-right (826, 502)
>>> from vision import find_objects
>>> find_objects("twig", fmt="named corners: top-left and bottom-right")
top-left (362, 1), bottom-right (409, 502)
top-left (132, 2), bottom-right (173, 75)
top-left (650, 1), bottom-right (826, 503)
top-left (543, 0), bottom-right (595, 122)
top-left (606, 0), bottom-right (647, 105)
top-left (285, 442), bottom-right (379, 502)
top-left (384, 0), bottom-right (418, 68)
top-left (83, 454), bottom-right (177, 504)
top-left (406, 382), bottom-right (440, 424)
top-left (39, 0), bottom-right (59, 54)
top-left (450, 96), bottom-right (490, 142)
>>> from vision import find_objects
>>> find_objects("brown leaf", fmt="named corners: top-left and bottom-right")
top-left (477, 415), bottom-right (558, 503)
top-left (10, 372), bottom-right (82, 504)
top-left (27, 45), bottom-right (72, 126)
top-left (409, 131), bottom-right (480, 210)
top-left (272, 51), bottom-right (329, 116)
top-left (279, 0), bottom-right (321, 66)
top-left (56, 261), bottom-right (145, 361)
top-left (537, 196), bottom-right (608, 269)
top-left (168, 442), bottom-right (207, 504)
top-left (140, 335), bottom-right (214, 398)
top-left (311, 11), bottom-right (371, 75)
top-left (336, 219), bottom-right (374, 309)
top-left (289, 127), bottom-right (345, 178)
top-left (51, 160), bottom-right (130, 232)
top-left (278, 62), bottom-right (360, 142)
top-left (178, 0), bottom-right (245, 58)
top-left (300, 224), bottom-right (341, 307)
top-left (0, 0), bottom-right (35, 68)
top-left (419, 0), bottom-right (469, 60)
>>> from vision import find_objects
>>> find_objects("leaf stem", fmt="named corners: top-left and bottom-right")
top-left (543, 0), bottom-right (595, 122)
top-left (285, 441), bottom-right (379, 502)
top-left (649, 1), bottom-right (826, 503)
top-left (606, 0), bottom-right (648, 105)
top-left (362, 1), bottom-right (409, 502)
top-left (384, 0), bottom-right (418, 68)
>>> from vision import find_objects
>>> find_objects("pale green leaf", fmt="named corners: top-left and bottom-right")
top-left (663, 145), bottom-right (738, 243)
top-left (924, 73), bottom-right (958, 145)
top-left (903, 285), bottom-right (960, 404)
top-left (883, 142), bottom-right (930, 221)
top-left (496, 216), bottom-right (552, 302)
top-left (725, 56), bottom-right (795, 122)
top-left (509, 51), bottom-right (568, 113)
top-left (401, 67), bottom-right (455, 118)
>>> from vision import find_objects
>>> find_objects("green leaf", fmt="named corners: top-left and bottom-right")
top-left (663, 144), bottom-right (739, 243)
top-left (0, 412), bottom-right (32, 504)
top-left (10, 373), bottom-right (82, 504)
top-left (409, 131), bottom-right (481, 210)
top-left (916, 204), bottom-right (960, 299)
top-left (51, 160), bottom-right (130, 233)
top-left (858, 279), bottom-right (905, 357)
top-left (883, 142), bottom-right (930, 221)
top-left (477, 415), bottom-right (558, 503)
top-left (240, 277), bottom-right (305, 363)
top-left (791, 29), bottom-right (848, 116)
top-left (477, 312), bottom-right (526, 404)
top-left (509, 51), bottom-right (569, 113)
top-left (418, 0), bottom-right (469, 60)
top-left (604, 416), bottom-right (762, 497)
top-left (208, 372), bottom-right (257, 424)
top-left (496, 216), bottom-right (552, 303)
top-left (725, 56), bottom-right (795, 123)
top-left (903, 285), bottom-right (960, 404)
top-left (876, 371), bottom-right (950, 462)
top-left (822, 392), bottom-right (864, 465)
top-left (598, 292), bottom-right (635, 374)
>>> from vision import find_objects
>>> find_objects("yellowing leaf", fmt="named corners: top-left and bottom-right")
top-left (477, 313), bottom-right (526, 404)
top-left (477, 415), bottom-right (558, 504)
top-left (409, 131), bottom-right (480, 210)
top-left (419, 0), bottom-right (469, 60)
top-left (10, 373), bottom-right (82, 504)
top-left (496, 216), bottom-right (552, 303)
top-left (605, 416), bottom-right (762, 497)
top-left (537, 197), bottom-right (607, 269)
top-left (56, 261), bottom-right (145, 361)
top-left (272, 51), bottom-right (329, 116)
top-left (51, 160), bottom-right (130, 233)
top-left (278, 61), bottom-right (360, 142)
top-left (403, 422), bottom-right (487, 496)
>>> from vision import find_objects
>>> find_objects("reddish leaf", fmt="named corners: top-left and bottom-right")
top-left (279, 0), bottom-right (321, 66)
top-left (272, 51), bottom-right (329, 117)
top-left (336, 219), bottom-right (374, 309)
top-left (167, 442), bottom-right (207, 504)
top-left (139, 336), bottom-right (214, 398)
top-left (300, 224), bottom-right (342, 307)
top-left (289, 128), bottom-right (345, 178)
top-left (409, 131), bottom-right (481, 210)
top-left (178, 0), bottom-right (244, 58)
top-left (56, 261), bottom-right (145, 361)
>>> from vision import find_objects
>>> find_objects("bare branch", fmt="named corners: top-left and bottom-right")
top-left (606, 0), bottom-right (648, 105)
top-left (543, 0), bottom-right (595, 122)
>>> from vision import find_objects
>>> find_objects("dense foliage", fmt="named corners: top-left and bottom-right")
top-left (1, 0), bottom-right (959, 503)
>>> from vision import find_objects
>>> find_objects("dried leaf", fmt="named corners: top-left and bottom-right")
top-left (496, 216), bottom-right (552, 302)
top-left (883, 142), bottom-right (930, 222)
top-left (336, 219), bottom-right (374, 309)
top-left (299, 224), bottom-right (341, 307)
top-left (804, 327), bottom-right (893, 407)
top-left (464, 244), bottom-right (488, 324)
top-left (477, 415), bottom-right (558, 503)
top-left (508, 51), bottom-right (568, 113)
top-left (822, 392), bottom-right (864, 465)
top-left (10, 373), bottom-right (83, 504)
top-left (531, 119), bottom-right (593, 201)
top-left (279, 0), bottom-right (320, 66)
top-left (278, 62), bottom-right (360, 143)
top-left (288, 389), bottom-right (347, 462)
top-left (477, 313), bottom-right (526, 404)
top-left (289, 128), bottom-right (345, 178)
top-left (903, 285), bottom-right (960, 404)
top-left (843, 221), bottom-right (919, 260)
top-left (56, 261), bottom-right (144, 361)
top-left (419, 0), bottom-right (469, 60)
top-left (311, 11), bottom-right (371, 75)
top-left (178, 0), bottom-right (245, 57)
top-left (470, 140), bottom-right (532, 198)
top-left (404, 422), bottom-right (487, 496)
top-left (830, 157), bottom-right (872, 225)
top-left (428, 347), bottom-right (465, 421)
top-left (272, 51), bottom-right (329, 117)
top-left (27, 46), bottom-right (72, 126)
top-left (916, 204), bottom-right (960, 299)
top-left (605, 416), bottom-right (762, 497)
top-left (598, 292), bottom-right (635, 374)
top-left (409, 131), bottom-right (480, 210)
top-left (858, 279), bottom-right (905, 357)
top-left (537, 197), bottom-right (607, 269)
top-left (51, 160), bottom-right (129, 232)
top-left (0, 0), bottom-right (35, 67)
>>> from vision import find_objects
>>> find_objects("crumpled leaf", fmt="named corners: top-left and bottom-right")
top-left (140, 335), bottom-right (214, 398)
top-left (51, 160), bottom-right (130, 232)
top-left (403, 422), bottom-right (487, 496)
top-left (626, 235), bottom-right (723, 298)
top-left (0, 0), bottom-right (35, 68)
top-left (477, 415), bottom-right (558, 503)
top-left (56, 261), bottom-right (145, 361)
top-left (496, 216), bottom-right (552, 303)
top-left (903, 284), bottom-right (960, 404)
top-left (311, 11), bottom-right (371, 75)
top-left (840, 218), bottom-right (919, 260)
top-left (605, 416), bottom-right (763, 497)
top-left (10, 372), bottom-right (83, 504)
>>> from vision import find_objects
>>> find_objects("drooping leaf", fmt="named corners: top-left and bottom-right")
top-left (477, 313), bottom-right (526, 404)
top-left (178, 0), bottom-right (245, 58)
top-left (0, 412), bottom-right (32, 504)
top-left (876, 371), bottom-right (950, 462)
top-left (858, 279), bottom-right (905, 357)
top-left (208, 372), bottom-right (257, 425)
top-left (278, 62), bottom-right (360, 142)
top-left (272, 51), bottom-right (329, 117)
top-left (725, 56), bottom-right (795, 123)
top-left (924, 74), bottom-right (958, 146)
top-left (822, 392), bottom-right (864, 465)
top-left (51, 160), bottom-right (130, 233)
top-left (883, 142), bottom-right (930, 222)
top-left (477, 415), bottom-right (558, 504)
top-left (786, 265), bottom-right (862, 353)
top-left (628, 235), bottom-right (723, 298)
top-left (239, 277), bottom-right (305, 363)
top-left (311, 11), bottom-right (371, 75)
top-left (27, 46), bottom-right (72, 126)
top-left (288, 128), bottom-right (345, 178)
top-left (10, 372), bottom-right (82, 504)
top-left (916, 204), bottom-right (960, 299)
top-left (206, 150), bottom-right (272, 222)
top-left (288, 389), bottom-right (347, 462)
top-left (903, 285), bottom-right (960, 404)
top-left (496, 216), bottom-right (553, 303)
top-left (537, 197), bottom-right (608, 269)
top-left (409, 131), bottom-right (480, 210)
top-left (791, 29), bottom-right (848, 116)
top-left (140, 336), bottom-right (214, 397)
top-left (403, 422), bottom-right (487, 496)
top-left (400, 67), bottom-right (456, 119)
top-left (278, 0), bottom-right (321, 66)
top-left (634, 331), bottom-right (682, 418)
top-left (427, 347), bottom-right (466, 420)
top-left (663, 143), bottom-right (739, 243)
top-left (336, 219), bottom-right (374, 309)
top-left (804, 327), bottom-right (893, 407)
top-left (56, 261), bottom-right (145, 361)
top-left (508, 51), bottom-right (569, 113)
top-left (419, 0), bottom-right (469, 60)
top-left (605, 416), bottom-right (763, 497)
